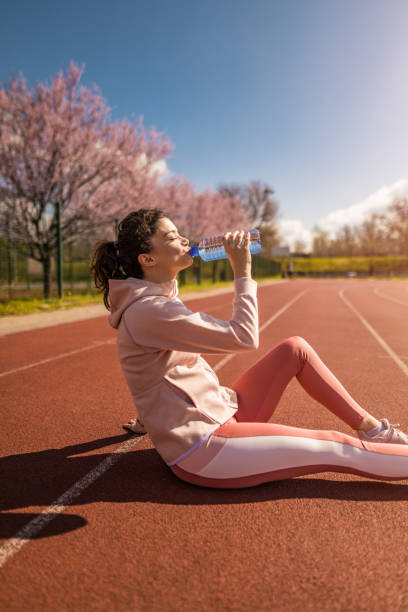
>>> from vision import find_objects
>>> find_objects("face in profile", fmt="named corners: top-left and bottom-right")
top-left (138, 217), bottom-right (193, 276)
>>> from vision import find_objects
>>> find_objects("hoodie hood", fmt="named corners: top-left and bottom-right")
top-left (108, 276), bottom-right (179, 329)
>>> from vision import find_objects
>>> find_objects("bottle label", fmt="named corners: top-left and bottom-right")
top-left (191, 229), bottom-right (261, 260)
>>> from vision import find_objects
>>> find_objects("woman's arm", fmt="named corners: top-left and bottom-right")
top-left (123, 277), bottom-right (259, 354)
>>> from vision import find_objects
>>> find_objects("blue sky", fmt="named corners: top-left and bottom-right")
top-left (2, 0), bottom-right (408, 250)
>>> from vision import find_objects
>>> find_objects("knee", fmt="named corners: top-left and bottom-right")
top-left (280, 337), bottom-right (311, 371)
top-left (283, 335), bottom-right (309, 351)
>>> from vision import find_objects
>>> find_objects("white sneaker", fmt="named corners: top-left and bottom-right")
top-left (357, 418), bottom-right (408, 445)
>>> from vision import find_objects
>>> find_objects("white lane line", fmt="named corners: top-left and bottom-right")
top-left (0, 436), bottom-right (144, 568)
top-left (373, 288), bottom-right (408, 307)
top-left (0, 284), bottom-right (304, 566)
top-left (339, 289), bottom-right (408, 378)
top-left (0, 339), bottom-right (116, 378)
top-left (213, 290), bottom-right (308, 372)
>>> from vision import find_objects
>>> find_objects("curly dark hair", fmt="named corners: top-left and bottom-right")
top-left (90, 207), bottom-right (171, 311)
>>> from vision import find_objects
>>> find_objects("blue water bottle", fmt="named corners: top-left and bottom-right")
top-left (189, 228), bottom-right (262, 262)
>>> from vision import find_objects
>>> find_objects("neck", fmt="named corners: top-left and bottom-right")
top-left (142, 269), bottom-right (177, 284)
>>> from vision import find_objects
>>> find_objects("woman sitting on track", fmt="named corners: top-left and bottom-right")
top-left (90, 207), bottom-right (408, 489)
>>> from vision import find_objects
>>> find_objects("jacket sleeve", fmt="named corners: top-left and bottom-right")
top-left (123, 277), bottom-right (259, 354)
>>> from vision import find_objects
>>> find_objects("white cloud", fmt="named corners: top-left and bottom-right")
top-left (276, 218), bottom-right (314, 253)
top-left (134, 153), bottom-right (172, 179)
top-left (151, 158), bottom-right (171, 178)
top-left (276, 178), bottom-right (408, 253)
top-left (318, 178), bottom-right (408, 237)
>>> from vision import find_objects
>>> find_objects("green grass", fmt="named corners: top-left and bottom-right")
top-left (0, 291), bottom-right (103, 316)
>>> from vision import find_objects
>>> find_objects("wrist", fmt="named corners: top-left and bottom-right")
top-left (234, 268), bottom-right (251, 279)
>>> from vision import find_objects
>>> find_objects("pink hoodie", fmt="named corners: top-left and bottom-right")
top-left (108, 276), bottom-right (259, 465)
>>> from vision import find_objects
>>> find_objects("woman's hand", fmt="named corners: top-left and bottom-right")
top-left (222, 230), bottom-right (252, 278)
top-left (123, 418), bottom-right (147, 435)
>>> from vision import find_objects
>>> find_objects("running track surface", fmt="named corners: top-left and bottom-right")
top-left (1, 278), bottom-right (408, 611)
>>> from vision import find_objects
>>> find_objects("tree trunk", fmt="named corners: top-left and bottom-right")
top-left (86, 241), bottom-right (91, 293)
top-left (193, 258), bottom-right (201, 285)
top-left (219, 260), bottom-right (227, 282)
top-left (26, 257), bottom-right (31, 289)
top-left (178, 269), bottom-right (186, 286)
top-left (42, 255), bottom-right (52, 299)
top-left (69, 243), bottom-right (74, 292)
top-left (211, 260), bottom-right (218, 284)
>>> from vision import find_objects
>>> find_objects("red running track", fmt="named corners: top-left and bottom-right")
top-left (1, 278), bottom-right (408, 610)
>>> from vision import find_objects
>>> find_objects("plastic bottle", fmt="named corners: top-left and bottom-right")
top-left (188, 228), bottom-right (262, 262)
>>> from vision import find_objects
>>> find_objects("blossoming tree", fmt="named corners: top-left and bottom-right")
top-left (0, 62), bottom-right (173, 297)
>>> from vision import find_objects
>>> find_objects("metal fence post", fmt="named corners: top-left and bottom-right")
top-left (56, 201), bottom-right (63, 298)
top-left (7, 215), bottom-right (13, 300)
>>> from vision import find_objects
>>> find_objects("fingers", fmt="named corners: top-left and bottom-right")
top-left (223, 230), bottom-right (248, 247)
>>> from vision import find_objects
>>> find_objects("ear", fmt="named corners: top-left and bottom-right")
top-left (138, 253), bottom-right (156, 267)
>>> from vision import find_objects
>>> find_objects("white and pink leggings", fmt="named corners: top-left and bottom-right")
top-left (170, 337), bottom-right (408, 488)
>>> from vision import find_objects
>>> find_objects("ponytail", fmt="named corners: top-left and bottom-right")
top-left (89, 207), bottom-right (170, 311)
top-left (90, 240), bottom-right (126, 311)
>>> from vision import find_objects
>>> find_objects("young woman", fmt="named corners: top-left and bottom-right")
top-left (90, 208), bottom-right (408, 488)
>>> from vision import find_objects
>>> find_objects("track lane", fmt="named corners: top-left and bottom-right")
top-left (339, 281), bottom-right (408, 373)
top-left (2, 279), bottom-right (408, 611)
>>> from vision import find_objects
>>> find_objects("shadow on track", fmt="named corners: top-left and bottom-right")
top-left (2, 433), bottom-right (408, 540)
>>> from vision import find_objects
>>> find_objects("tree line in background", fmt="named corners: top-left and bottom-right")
top-left (0, 61), bottom-right (406, 300)
top-left (307, 201), bottom-right (408, 258)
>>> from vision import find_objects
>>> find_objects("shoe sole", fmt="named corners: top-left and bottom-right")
top-left (122, 425), bottom-right (147, 435)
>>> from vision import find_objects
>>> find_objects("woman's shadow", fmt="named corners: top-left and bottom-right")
top-left (2, 432), bottom-right (408, 540)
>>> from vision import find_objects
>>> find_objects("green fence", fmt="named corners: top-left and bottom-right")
top-left (0, 239), bottom-right (96, 299)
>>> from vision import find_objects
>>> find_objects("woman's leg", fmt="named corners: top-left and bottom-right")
top-left (230, 335), bottom-right (372, 430)
top-left (171, 418), bottom-right (408, 488)
top-left (170, 335), bottom-right (408, 488)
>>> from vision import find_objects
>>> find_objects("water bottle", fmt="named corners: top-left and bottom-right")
top-left (189, 228), bottom-right (262, 262)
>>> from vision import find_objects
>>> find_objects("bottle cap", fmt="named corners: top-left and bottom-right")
top-left (189, 246), bottom-right (199, 257)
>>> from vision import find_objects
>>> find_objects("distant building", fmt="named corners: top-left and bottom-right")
top-left (272, 245), bottom-right (291, 257)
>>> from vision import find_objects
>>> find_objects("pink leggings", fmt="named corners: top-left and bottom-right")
top-left (170, 336), bottom-right (408, 488)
